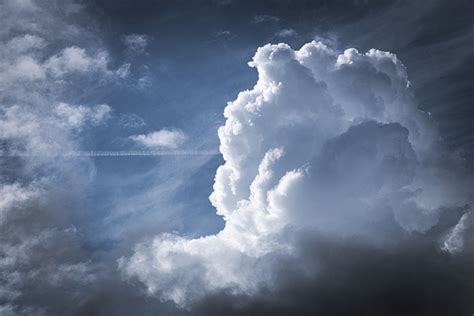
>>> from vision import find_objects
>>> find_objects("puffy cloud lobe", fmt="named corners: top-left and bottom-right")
top-left (0, 39), bottom-right (127, 87)
top-left (122, 41), bottom-right (473, 307)
top-left (45, 46), bottom-right (109, 77)
top-left (130, 129), bottom-right (187, 149)
top-left (0, 102), bottom-right (110, 159)
top-left (5, 34), bottom-right (45, 53)
top-left (54, 102), bottom-right (111, 129)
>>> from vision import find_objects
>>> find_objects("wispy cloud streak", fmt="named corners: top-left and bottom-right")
top-left (0, 150), bottom-right (219, 157)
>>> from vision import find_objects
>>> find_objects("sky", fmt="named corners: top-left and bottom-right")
top-left (0, 0), bottom-right (473, 315)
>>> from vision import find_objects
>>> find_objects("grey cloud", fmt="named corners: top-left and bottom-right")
top-left (189, 234), bottom-right (474, 316)
top-left (0, 1), bottom-right (127, 314)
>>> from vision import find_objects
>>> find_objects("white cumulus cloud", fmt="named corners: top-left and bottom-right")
top-left (121, 41), bottom-right (473, 307)
top-left (54, 102), bottom-right (111, 129)
top-left (45, 46), bottom-right (109, 77)
top-left (129, 129), bottom-right (186, 149)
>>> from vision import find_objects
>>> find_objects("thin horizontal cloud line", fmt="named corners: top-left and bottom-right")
top-left (0, 150), bottom-right (220, 157)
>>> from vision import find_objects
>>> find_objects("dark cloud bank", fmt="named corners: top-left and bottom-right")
top-left (192, 236), bottom-right (474, 316)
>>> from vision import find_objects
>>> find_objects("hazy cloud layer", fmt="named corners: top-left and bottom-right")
top-left (0, 1), bottom-right (125, 314)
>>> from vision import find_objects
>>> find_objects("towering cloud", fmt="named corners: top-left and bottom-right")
top-left (122, 41), bottom-right (473, 308)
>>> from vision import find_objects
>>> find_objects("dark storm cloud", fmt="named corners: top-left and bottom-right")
top-left (176, 196), bottom-right (473, 316)
top-left (190, 233), bottom-right (474, 316)
top-left (190, 207), bottom-right (473, 315)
